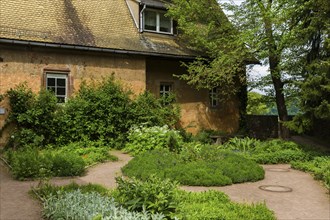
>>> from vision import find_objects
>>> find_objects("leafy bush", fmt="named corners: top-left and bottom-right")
top-left (58, 141), bottom-right (117, 166)
top-left (5, 78), bottom-right (181, 149)
top-left (175, 190), bottom-right (276, 220)
top-left (122, 147), bottom-right (264, 186)
top-left (7, 148), bottom-right (53, 179)
top-left (43, 190), bottom-right (165, 220)
top-left (223, 137), bottom-right (260, 153)
top-left (5, 86), bottom-right (60, 147)
top-left (6, 148), bottom-right (86, 179)
top-left (51, 152), bottom-right (86, 176)
top-left (220, 138), bottom-right (312, 164)
top-left (167, 161), bottom-right (233, 186)
top-left (130, 91), bottom-right (180, 127)
top-left (114, 175), bottom-right (178, 217)
top-left (291, 156), bottom-right (330, 188)
top-left (124, 125), bottom-right (183, 155)
top-left (57, 78), bottom-right (133, 148)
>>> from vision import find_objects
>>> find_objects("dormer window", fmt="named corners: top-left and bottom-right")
top-left (143, 8), bottom-right (173, 34)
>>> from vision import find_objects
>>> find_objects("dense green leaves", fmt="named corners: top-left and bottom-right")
top-left (167, 0), bottom-right (247, 99)
top-left (5, 78), bottom-right (180, 149)
top-left (122, 146), bottom-right (264, 186)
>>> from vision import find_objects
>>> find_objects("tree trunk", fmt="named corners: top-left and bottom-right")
top-left (270, 71), bottom-right (290, 139)
top-left (262, 0), bottom-right (290, 139)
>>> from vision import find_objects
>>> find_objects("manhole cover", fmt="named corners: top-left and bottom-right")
top-left (259, 185), bottom-right (293, 192)
top-left (265, 168), bottom-right (290, 172)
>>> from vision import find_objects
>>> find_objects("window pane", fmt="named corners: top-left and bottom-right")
top-left (159, 12), bottom-right (171, 33)
top-left (57, 87), bottom-right (66, 96)
top-left (145, 10), bottom-right (157, 31)
top-left (57, 78), bottom-right (66, 87)
top-left (47, 78), bottom-right (55, 87)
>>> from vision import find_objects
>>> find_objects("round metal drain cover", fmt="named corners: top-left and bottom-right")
top-left (259, 185), bottom-right (293, 192)
top-left (265, 168), bottom-right (290, 172)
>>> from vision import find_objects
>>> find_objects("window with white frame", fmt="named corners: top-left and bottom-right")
top-left (144, 9), bottom-right (172, 34)
top-left (160, 83), bottom-right (172, 97)
top-left (209, 87), bottom-right (220, 107)
top-left (46, 73), bottom-right (68, 103)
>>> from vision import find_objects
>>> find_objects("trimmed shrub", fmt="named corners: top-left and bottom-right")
top-left (122, 147), bottom-right (264, 186)
top-left (167, 161), bottom-right (233, 186)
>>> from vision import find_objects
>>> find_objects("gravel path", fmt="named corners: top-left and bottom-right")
top-left (1, 151), bottom-right (329, 220)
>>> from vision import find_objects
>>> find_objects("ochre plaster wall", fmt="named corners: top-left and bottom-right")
top-left (146, 58), bottom-right (240, 134)
top-left (0, 45), bottom-right (146, 145)
top-left (0, 46), bottom-right (146, 95)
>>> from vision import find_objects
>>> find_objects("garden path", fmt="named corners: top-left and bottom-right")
top-left (1, 150), bottom-right (329, 220)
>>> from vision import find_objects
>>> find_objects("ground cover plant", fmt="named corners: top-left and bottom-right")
top-left (3, 142), bottom-right (117, 180)
top-left (33, 177), bottom-right (276, 220)
top-left (219, 137), bottom-right (330, 188)
top-left (122, 145), bottom-right (264, 186)
top-left (291, 156), bottom-right (330, 189)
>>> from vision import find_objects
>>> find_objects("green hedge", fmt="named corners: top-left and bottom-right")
top-left (5, 78), bottom-right (180, 149)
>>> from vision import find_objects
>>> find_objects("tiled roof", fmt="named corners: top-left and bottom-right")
top-left (0, 0), bottom-right (195, 57)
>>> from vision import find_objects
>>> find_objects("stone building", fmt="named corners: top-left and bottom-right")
top-left (0, 0), bottom-right (243, 145)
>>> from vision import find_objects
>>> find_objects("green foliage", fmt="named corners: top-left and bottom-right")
top-left (32, 181), bottom-right (275, 219)
top-left (167, 0), bottom-right (247, 98)
top-left (247, 92), bottom-right (269, 115)
top-left (291, 156), bottom-right (330, 189)
top-left (57, 141), bottom-right (117, 166)
top-left (5, 78), bottom-right (181, 149)
top-left (166, 161), bottom-right (233, 186)
top-left (124, 125), bottom-right (183, 155)
top-left (175, 190), bottom-right (276, 220)
top-left (6, 148), bottom-right (86, 179)
top-left (192, 129), bottom-right (228, 144)
top-left (114, 175), bottom-right (178, 217)
top-left (223, 137), bottom-right (260, 153)
top-left (220, 138), bottom-right (312, 164)
top-left (5, 86), bottom-right (60, 147)
top-left (130, 91), bottom-right (180, 128)
top-left (32, 182), bottom-right (111, 201)
top-left (50, 152), bottom-right (86, 177)
top-left (58, 78), bottom-right (133, 147)
top-left (7, 128), bottom-right (45, 149)
top-left (7, 148), bottom-right (53, 179)
top-left (122, 146), bottom-right (264, 186)
top-left (43, 190), bottom-right (165, 220)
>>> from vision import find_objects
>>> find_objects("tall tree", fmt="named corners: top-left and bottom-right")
top-left (168, 0), bottom-right (294, 138)
top-left (285, 0), bottom-right (330, 133)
